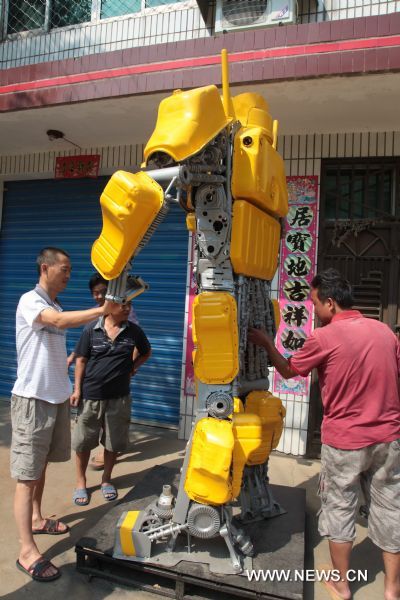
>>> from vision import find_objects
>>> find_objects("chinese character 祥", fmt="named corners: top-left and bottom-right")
top-left (282, 304), bottom-right (309, 327)
top-left (288, 205), bottom-right (314, 228)
top-left (281, 329), bottom-right (306, 351)
top-left (286, 230), bottom-right (312, 253)
top-left (283, 279), bottom-right (310, 302)
top-left (284, 254), bottom-right (311, 277)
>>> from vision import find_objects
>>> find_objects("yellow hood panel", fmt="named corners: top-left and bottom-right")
top-left (144, 85), bottom-right (231, 164)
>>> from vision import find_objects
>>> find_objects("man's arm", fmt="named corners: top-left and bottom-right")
top-left (37, 300), bottom-right (113, 330)
top-left (130, 325), bottom-right (152, 376)
top-left (38, 305), bottom-right (102, 330)
top-left (247, 328), bottom-right (298, 379)
top-left (67, 351), bottom-right (76, 367)
top-left (70, 356), bottom-right (88, 406)
top-left (131, 349), bottom-right (152, 376)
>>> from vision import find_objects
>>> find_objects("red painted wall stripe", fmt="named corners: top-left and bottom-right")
top-left (1, 34), bottom-right (399, 96)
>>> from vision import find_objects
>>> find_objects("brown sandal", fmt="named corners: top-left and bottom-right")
top-left (32, 518), bottom-right (69, 535)
top-left (16, 557), bottom-right (61, 582)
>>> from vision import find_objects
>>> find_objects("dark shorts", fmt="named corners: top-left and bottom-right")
top-left (10, 394), bottom-right (71, 481)
top-left (318, 439), bottom-right (400, 552)
top-left (72, 395), bottom-right (132, 453)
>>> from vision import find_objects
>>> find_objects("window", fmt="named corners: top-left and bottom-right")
top-left (323, 162), bottom-right (395, 221)
top-left (5, 0), bottom-right (185, 35)
top-left (6, 0), bottom-right (91, 34)
top-left (50, 0), bottom-right (92, 28)
top-left (100, 0), bottom-right (184, 19)
top-left (101, 0), bottom-right (141, 19)
top-left (7, 0), bottom-right (46, 34)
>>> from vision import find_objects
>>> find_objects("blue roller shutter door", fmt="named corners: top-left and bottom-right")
top-left (0, 177), bottom-right (187, 426)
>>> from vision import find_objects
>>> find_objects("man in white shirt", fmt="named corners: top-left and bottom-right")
top-left (11, 247), bottom-right (111, 583)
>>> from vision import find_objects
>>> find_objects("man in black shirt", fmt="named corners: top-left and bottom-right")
top-left (70, 300), bottom-right (151, 505)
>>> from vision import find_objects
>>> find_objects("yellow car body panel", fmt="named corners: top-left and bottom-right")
top-left (232, 413), bottom-right (264, 497)
top-left (271, 299), bottom-right (281, 330)
top-left (233, 397), bottom-right (245, 413)
top-left (192, 292), bottom-right (239, 384)
top-left (230, 200), bottom-right (281, 281)
top-left (245, 391), bottom-right (286, 453)
top-left (144, 86), bottom-right (231, 164)
top-left (232, 129), bottom-right (288, 218)
top-left (91, 170), bottom-right (164, 280)
top-left (231, 92), bottom-right (287, 218)
top-left (186, 212), bottom-right (196, 232)
top-left (232, 92), bottom-right (274, 142)
top-left (185, 418), bottom-right (234, 505)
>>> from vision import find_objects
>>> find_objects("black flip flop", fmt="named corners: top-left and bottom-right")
top-left (16, 558), bottom-right (61, 582)
top-left (32, 518), bottom-right (70, 535)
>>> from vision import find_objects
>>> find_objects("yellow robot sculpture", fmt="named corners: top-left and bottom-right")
top-left (92, 50), bottom-right (288, 574)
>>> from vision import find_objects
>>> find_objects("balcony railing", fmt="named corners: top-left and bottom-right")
top-left (0, 0), bottom-right (398, 69)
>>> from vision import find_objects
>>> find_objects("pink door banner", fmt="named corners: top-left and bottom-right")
top-left (273, 176), bottom-right (318, 396)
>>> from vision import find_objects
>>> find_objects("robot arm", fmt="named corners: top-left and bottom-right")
top-left (91, 167), bottom-right (188, 302)
top-left (91, 77), bottom-right (232, 303)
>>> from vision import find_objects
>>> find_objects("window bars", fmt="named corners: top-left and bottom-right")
top-left (1, 0), bottom-right (399, 37)
top-left (2, 0), bottom-right (186, 36)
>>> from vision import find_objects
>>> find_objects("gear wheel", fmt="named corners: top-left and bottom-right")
top-left (152, 504), bottom-right (173, 520)
top-left (140, 513), bottom-right (163, 534)
top-left (187, 504), bottom-right (220, 539)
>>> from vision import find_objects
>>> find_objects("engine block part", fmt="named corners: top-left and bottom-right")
top-left (206, 391), bottom-right (234, 418)
top-left (145, 165), bottom-right (191, 186)
top-left (196, 258), bottom-right (234, 292)
top-left (195, 184), bottom-right (231, 263)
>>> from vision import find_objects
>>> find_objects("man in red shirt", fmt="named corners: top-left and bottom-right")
top-left (248, 268), bottom-right (400, 600)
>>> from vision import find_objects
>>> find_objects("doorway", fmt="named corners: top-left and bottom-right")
top-left (306, 157), bottom-right (400, 457)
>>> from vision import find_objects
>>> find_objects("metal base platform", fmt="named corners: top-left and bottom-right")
top-left (76, 465), bottom-right (305, 599)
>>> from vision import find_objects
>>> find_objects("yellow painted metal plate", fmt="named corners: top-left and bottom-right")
top-left (233, 397), bottom-right (244, 413)
top-left (185, 418), bottom-right (234, 505)
top-left (231, 127), bottom-right (288, 217)
top-left (271, 299), bottom-right (281, 330)
top-left (192, 292), bottom-right (239, 384)
top-left (144, 86), bottom-right (231, 164)
top-left (119, 510), bottom-right (140, 556)
top-left (186, 213), bottom-right (196, 232)
top-left (232, 413), bottom-right (264, 494)
top-left (91, 170), bottom-right (163, 279)
top-left (232, 93), bottom-right (273, 142)
top-left (230, 200), bottom-right (281, 281)
top-left (245, 391), bottom-right (286, 452)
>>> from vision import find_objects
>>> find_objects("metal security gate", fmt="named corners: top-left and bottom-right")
top-left (0, 177), bottom-right (187, 426)
top-left (306, 157), bottom-right (400, 456)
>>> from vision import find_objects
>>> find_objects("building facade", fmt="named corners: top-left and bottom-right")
top-left (0, 0), bottom-right (399, 454)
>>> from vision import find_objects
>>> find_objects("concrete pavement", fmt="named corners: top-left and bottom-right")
top-left (0, 400), bottom-right (386, 599)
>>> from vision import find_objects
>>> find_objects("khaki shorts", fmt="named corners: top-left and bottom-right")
top-left (10, 394), bottom-right (71, 481)
top-left (72, 395), bottom-right (132, 454)
top-left (318, 439), bottom-right (400, 553)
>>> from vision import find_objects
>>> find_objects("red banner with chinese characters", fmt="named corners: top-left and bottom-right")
top-left (273, 176), bottom-right (319, 396)
top-left (55, 154), bottom-right (100, 179)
